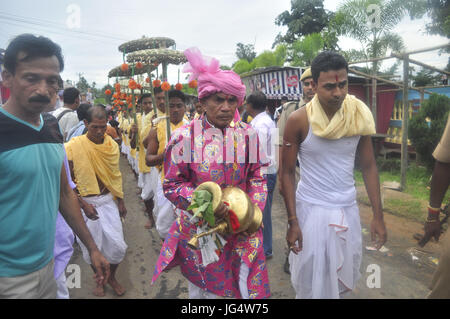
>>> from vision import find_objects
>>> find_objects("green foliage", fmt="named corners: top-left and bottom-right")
top-left (274, 0), bottom-right (332, 46)
top-left (332, 0), bottom-right (427, 73)
top-left (288, 33), bottom-right (325, 66)
top-left (233, 59), bottom-right (253, 75)
top-left (233, 45), bottom-right (286, 74)
top-left (425, 0), bottom-right (450, 38)
top-left (412, 68), bottom-right (441, 87)
top-left (187, 190), bottom-right (215, 227)
top-left (409, 93), bottom-right (450, 170)
top-left (236, 43), bottom-right (257, 62)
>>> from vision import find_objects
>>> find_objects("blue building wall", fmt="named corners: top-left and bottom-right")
top-left (395, 87), bottom-right (450, 101)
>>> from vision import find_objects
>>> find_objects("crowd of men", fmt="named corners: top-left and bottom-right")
top-left (0, 33), bottom-right (449, 300)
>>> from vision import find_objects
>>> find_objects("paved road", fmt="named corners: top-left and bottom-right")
top-left (68, 157), bottom-right (438, 299)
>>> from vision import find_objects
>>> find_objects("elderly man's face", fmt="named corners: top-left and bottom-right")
top-left (202, 92), bottom-right (238, 129)
top-left (2, 53), bottom-right (60, 116)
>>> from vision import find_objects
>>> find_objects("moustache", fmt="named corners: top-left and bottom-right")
top-left (29, 95), bottom-right (51, 104)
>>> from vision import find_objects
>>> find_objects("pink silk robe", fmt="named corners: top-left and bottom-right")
top-left (151, 117), bottom-right (270, 299)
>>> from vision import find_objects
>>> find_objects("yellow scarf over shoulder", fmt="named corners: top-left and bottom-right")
top-left (306, 94), bottom-right (376, 139)
top-left (156, 118), bottom-right (189, 182)
top-left (138, 112), bottom-right (153, 173)
top-left (65, 134), bottom-right (123, 198)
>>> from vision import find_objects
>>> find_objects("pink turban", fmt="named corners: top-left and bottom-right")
top-left (183, 47), bottom-right (246, 106)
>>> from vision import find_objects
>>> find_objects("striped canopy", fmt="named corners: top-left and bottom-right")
top-left (242, 67), bottom-right (306, 100)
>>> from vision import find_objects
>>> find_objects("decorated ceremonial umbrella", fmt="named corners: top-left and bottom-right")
top-left (125, 37), bottom-right (187, 138)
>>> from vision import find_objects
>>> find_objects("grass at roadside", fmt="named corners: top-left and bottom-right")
top-left (354, 161), bottom-right (449, 223)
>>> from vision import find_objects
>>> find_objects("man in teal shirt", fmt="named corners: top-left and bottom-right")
top-left (0, 34), bottom-right (110, 298)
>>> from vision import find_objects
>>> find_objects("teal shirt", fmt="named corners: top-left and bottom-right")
top-left (0, 108), bottom-right (65, 277)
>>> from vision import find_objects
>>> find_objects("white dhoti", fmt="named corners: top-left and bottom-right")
top-left (140, 168), bottom-right (159, 201)
top-left (138, 172), bottom-right (144, 189)
top-left (289, 200), bottom-right (362, 299)
top-left (78, 193), bottom-right (128, 265)
top-left (154, 174), bottom-right (178, 239)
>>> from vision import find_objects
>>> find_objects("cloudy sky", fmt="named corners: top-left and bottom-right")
top-left (1, 0), bottom-right (448, 89)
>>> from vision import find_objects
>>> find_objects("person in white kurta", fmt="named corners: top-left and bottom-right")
top-left (281, 51), bottom-right (387, 299)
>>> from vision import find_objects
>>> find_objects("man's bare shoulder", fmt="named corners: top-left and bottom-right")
top-left (287, 106), bottom-right (308, 126)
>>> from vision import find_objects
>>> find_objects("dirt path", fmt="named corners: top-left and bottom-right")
top-left (68, 158), bottom-right (442, 299)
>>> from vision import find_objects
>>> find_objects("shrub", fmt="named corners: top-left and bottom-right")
top-left (409, 93), bottom-right (450, 171)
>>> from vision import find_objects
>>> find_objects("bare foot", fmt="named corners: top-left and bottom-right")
top-left (93, 284), bottom-right (105, 297)
top-left (144, 216), bottom-right (155, 229)
top-left (108, 278), bottom-right (126, 296)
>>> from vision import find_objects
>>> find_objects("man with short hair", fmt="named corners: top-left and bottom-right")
top-left (276, 68), bottom-right (316, 274)
top-left (0, 33), bottom-right (109, 299)
top-left (65, 105), bottom-right (128, 297)
top-left (246, 91), bottom-right (277, 259)
top-left (53, 86), bottom-right (80, 140)
top-left (131, 93), bottom-right (158, 229)
top-left (281, 51), bottom-right (387, 298)
top-left (146, 89), bottom-right (189, 239)
top-left (66, 103), bottom-right (91, 141)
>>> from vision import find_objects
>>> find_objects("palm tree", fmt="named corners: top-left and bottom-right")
top-left (332, 0), bottom-right (427, 73)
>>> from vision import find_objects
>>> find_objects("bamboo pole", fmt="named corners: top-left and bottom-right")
top-left (147, 72), bottom-right (158, 116)
top-left (348, 67), bottom-right (434, 94)
top-left (400, 55), bottom-right (410, 191)
top-left (391, 52), bottom-right (450, 76)
top-left (162, 61), bottom-right (171, 139)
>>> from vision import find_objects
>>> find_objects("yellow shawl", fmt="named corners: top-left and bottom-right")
top-left (65, 134), bottom-right (123, 198)
top-left (138, 112), bottom-right (153, 173)
top-left (306, 94), bottom-right (375, 139)
top-left (156, 118), bottom-right (189, 182)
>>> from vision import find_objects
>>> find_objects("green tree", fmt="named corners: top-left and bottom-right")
top-left (235, 43), bottom-right (257, 62)
top-left (425, 0), bottom-right (450, 38)
top-left (412, 68), bottom-right (441, 87)
top-left (274, 0), bottom-right (332, 46)
top-left (409, 93), bottom-right (450, 170)
top-left (288, 33), bottom-right (325, 66)
top-left (76, 74), bottom-right (90, 92)
top-left (332, 0), bottom-right (427, 74)
top-left (233, 59), bottom-right (253, 75)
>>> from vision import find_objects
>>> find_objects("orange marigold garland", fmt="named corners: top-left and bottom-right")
top-left (114, 83), bottom-right (121, 92)
top-left (152, 79), bottom-right (161, 87)
top-left (135, 62), bottom-right (143, 69)
top-left (175, 83), bottom-right (183, 91)
top-left (121, 63), bottom-right (129, 71)
top-left (188, 80), bottom-right (198, 88)
top-left (145, 77), bottom-right (150, 83)
top-left (105, 89), bottom-right (112, 96)
top-left (128, 79), bottom-right (137, 90)
top-left (161, 81), bottom-right (171, 91)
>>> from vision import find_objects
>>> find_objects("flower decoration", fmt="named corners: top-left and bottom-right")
top-left (145, 77), bottom-right (150, 83)
top-left (128, 79), bottom-right (137, 90)
top-left (105, 89), bottom-right (112, 96)
top-left (114, 83), bottom-right (121, 92)
top-left (153, 79), bottom-right (161, 87)
top-left (121, 63), bottom-right (129, 71)
top-left (161, 81), bottom-right (171, 91)
top-left (175, 83), bottom-right (183, 91)
top-left (135, 62), bottom-right (144, 69)
top-left (188, 80), bottom-right (198, 88)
